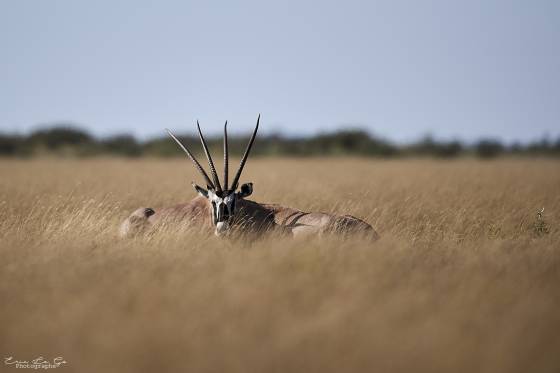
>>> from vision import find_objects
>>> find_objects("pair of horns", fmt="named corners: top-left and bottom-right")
top-left (166, 114), bottom-right (260, 193)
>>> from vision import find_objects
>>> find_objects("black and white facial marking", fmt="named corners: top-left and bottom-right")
top-left (193, 182), bottom-right (253, 236)
top-left (167, 115), bottom-right (260, 236)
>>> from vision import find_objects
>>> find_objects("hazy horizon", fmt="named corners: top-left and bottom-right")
top-left (2, 120), bottom-right (559, 146)
top-left (1, 1), bottom-right (559, 143)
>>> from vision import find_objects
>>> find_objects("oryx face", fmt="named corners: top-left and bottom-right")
top-left (193, 182), bottom-right (253, 236)
top-left (166, 115), bottom-right (260, 237)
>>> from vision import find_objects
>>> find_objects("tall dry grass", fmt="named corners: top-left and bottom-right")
top-left (1, 158), bottom-right (559, 373)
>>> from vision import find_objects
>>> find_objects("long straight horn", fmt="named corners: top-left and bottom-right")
top-left (223, 120), bottom-right (229, 190)
top-left (196, 121), bottom-right (222, 192)
top-left (166, 128), bottom-right (215, 189)
top-left (230, 114), bottom-right (260, 191)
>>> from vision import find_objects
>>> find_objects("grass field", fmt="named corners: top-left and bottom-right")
top-left (1, 158), bottom-right (559, 373)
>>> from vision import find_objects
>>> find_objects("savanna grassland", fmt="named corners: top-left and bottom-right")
top-left (1, 158), bottom-right (559, 373)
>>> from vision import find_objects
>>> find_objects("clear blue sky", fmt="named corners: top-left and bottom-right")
top-left (1, 0), bottom-right (558, 143)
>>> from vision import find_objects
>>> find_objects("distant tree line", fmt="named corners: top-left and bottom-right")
top-left (1, 125), bottom-right (559, 159)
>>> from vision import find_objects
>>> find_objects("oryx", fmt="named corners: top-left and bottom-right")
top-left (120, 115), bottom-right (378, 239)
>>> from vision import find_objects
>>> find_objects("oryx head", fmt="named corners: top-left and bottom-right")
top-left (166, 115), bottom-right (260, 236)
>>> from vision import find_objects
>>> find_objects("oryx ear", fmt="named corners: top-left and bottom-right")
top-left (238, 182), bottom-right (253, 198)
top-left (192, 183), bottom-right (209, 198)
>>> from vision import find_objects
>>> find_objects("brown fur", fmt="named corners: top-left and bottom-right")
top-left (120, 196), bottom-right (378, 239)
